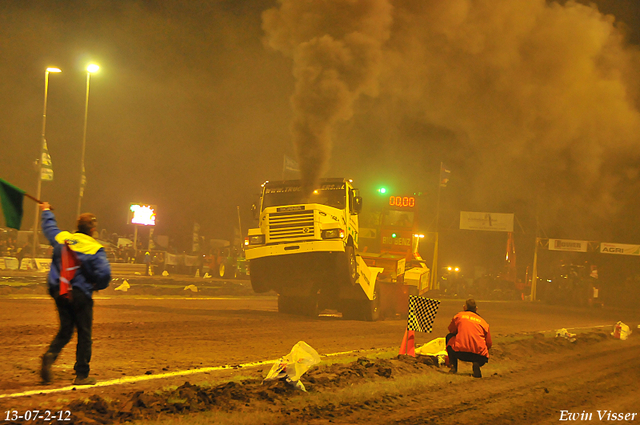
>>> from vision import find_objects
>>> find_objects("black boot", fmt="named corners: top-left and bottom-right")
top-left (40, 352), bottom-right (55, 384)
top-left (472, 362), bottom-right (482, 378)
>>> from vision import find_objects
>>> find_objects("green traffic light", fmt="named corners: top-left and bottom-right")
top-left (378, 187), bottom-right (387, 194)
top-left (392, 233), bottom-right (397, 238)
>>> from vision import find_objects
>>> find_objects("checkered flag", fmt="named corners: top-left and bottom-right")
top-left (407, 296), bottom-right (440, 333)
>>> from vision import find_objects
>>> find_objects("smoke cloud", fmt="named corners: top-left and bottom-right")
top-left (262, 0), bottom-right (393, 196)
top-left (380, 0), bottom-right (640, 239)
top-left (265, 0), bottom-right (640, 239)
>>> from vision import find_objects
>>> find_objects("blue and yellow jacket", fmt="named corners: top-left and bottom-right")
top-left (41, 210), bottom-right (111, 298)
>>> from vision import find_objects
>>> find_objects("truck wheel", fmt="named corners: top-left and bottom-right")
top-left (341, 300), bottom-right (366, 320)
top-left (301, 296), bottom-right (319, 318)
top-left (341, 302), bottom-right (359, 320)
top-left (345, 245), bottom-right (357, 285)
top-left (278, 295), bottom-right (296, 314)
top-left (363, 287), bottom-right (380, 322)
top-left (249, 262), bottom-right (271, 293)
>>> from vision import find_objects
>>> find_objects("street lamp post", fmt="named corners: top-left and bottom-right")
top-left (76, 64), bottom-right (99, 218)
top-left (32, 67), bottom-right (61, 259)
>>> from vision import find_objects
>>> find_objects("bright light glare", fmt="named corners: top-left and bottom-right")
top-left (455, 267), bottom-right (460, 272)
top-left (87, 64), bottom-right (100, 73)
top-left (46, 67), bottom-right (62, 73)
top-left (130, 204), bottom-right (156, 226)
top-left (313, 190), bottom-right (319, 194)
top-left (413, 234), bottom-right (425, 238)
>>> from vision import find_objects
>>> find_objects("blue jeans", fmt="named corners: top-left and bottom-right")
top-left (46, 286), bottom-right (94, 377)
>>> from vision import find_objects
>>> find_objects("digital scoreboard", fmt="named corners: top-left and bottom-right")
top-left (388, 195), bottom-right (416, 208)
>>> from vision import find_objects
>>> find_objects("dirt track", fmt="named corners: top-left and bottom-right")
top-left (1, 278), bottom-right (639, 424)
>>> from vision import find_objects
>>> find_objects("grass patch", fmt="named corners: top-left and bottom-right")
top-left (129, 365), bottom-right (485, 425)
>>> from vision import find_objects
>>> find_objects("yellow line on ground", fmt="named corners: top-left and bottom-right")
top-left (541, 324), bottom-right (611, 333)
top-left (0, 347), bottom-right (369, 399)
top-left (0, 296), bottom-right (265, 301)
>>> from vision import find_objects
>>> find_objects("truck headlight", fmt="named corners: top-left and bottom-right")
top-left (248, 235), bottom-right (265, 245)
top-left (322, 229), bottom-right (345, 239)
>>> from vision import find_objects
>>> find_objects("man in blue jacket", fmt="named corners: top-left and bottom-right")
top-left (39, 202), bottom-right (111, 385)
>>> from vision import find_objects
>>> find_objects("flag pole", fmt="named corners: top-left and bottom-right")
top-left (33, 70), bottom-right (52, 259)
top-left (25, 193), bottom-right (45, 204)
top-left (430, 162), bottom-right (443, 290)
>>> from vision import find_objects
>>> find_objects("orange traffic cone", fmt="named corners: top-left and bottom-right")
top-left (399, 329), bottom-right (416, 356)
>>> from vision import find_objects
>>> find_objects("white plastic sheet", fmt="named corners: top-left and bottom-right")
top-left (264, 341), bottom-right (321, 391)
top-left (555, 328), bottom-right (576, 342)
top-left (415, 337), bottom-right (448, 365)
top-left (612, 322), bottom-right (632, 340)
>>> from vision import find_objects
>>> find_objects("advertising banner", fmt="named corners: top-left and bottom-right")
top-left (600, 243), bottom-right (640, 256)
top-left (19, 258), bottom-right (37, 271)
top-left (460, 212), bottom-right (514, 232)
top-left (165, 253), bottom-right (180, 266)
top-left (548, 239), bottom-right (588, 252)
top-left (35, 258), bottom-right (52, 272)
top-left (1, 258), bottom-right (19, 270)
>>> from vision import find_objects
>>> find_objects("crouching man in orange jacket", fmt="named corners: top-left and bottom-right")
top-left (446, 299), bottom-right (492, 378)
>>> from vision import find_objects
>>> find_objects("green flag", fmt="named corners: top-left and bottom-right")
top-left (0, 178), bottom-right (25, 230)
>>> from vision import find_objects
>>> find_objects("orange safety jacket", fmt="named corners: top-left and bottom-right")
top-left (447, 311), bottom-right (492, 358)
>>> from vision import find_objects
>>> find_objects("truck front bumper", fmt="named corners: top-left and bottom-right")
top-left (245, 239), bottom-right (345, 260)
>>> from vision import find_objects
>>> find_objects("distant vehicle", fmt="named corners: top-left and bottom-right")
top-left (207, 245), bottom-right (248, 279)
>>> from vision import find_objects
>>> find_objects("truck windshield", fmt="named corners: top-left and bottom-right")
top-left (262, 183), bottom-right (346, 210)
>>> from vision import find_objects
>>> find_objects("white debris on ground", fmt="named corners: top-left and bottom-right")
top-left (114, 280), bottom-right (130, 292)
top-left (415, 337), bottom-right (448, 365)
top-left (555, 328), bottom-right (577, 342)
top-left (264, 341), bottom-right (321, 391)
top-left (612, 322), bottom-right (632, 340)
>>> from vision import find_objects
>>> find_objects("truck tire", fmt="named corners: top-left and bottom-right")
top-left (345, 245), bottom-right (357, 285)
top-left (341, 287), bottom-right (380, 321)
top-left (301, 295), bottom-right (319, 318)
top-left (363, 287), bottom-right (380, 322)
top-left (278, 295), bottom-right (297, 314)
top-left (249, 261), bottom-right (271, 293)
top-left (278, 295), bottom-right (319, 317)
top-left (341, 301), bottom-right (360, 320)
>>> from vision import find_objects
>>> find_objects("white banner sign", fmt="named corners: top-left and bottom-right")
top-left (165, 253), bottom-right (180, 266)
top-left (600, 243), bottom-right (640, 256)
top-left (460, 212), bottom-right (514, 232)
top-left (35, 258), bottom-right (52, 272)
top-left (1, 258), bottom-right (19, 270)
top-left (549, 239), bottom-right (588, 252)
top-left (19, 258), bottom-right (37, 271)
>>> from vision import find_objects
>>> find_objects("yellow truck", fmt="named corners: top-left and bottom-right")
top-left (245, 178), bottom-right (428, 320)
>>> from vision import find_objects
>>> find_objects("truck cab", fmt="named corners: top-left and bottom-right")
top-left (245, 178), bottom-right (376, 317)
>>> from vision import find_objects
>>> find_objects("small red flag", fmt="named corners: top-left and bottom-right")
top-left (60, 242), bottom-right (80, 299)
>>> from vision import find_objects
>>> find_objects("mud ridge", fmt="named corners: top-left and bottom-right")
top-left (4, 331), bottom-right (615, 425)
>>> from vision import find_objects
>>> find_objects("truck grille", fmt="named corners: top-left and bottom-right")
top-left (268, 210), bottom-right (315, 241)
